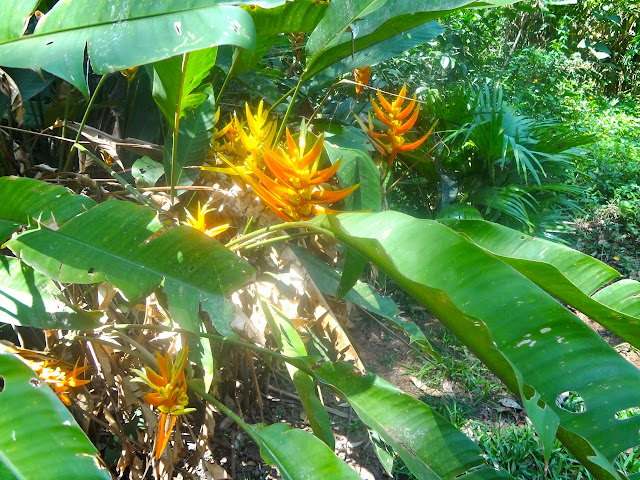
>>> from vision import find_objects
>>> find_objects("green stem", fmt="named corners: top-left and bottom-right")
top-left (239, 231), bottom-right (315, 251)
top-left (274, 75), bottom-right (304, 144)
top-left (109, 323), bottom-right (315, 375)
top-left (76, 144), bottom-right (160, 211)
top-left (63, 73), bottom-right (110, 172)
top-left (215, 51), bottom-right (239, 105)
top-left (267, 84), bottom-right (297, 114)
top-left (72, 335), bottom-right (153, 365)
top-left (170, 52), bottom-right (190, 204)
top-left (224, 221), bottom-right (334, 249)
top-left (187, 381), bottom-right (261, 445)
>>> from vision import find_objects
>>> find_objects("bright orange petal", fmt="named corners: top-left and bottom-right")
top-left (300, 134), bottom-right (325, 168)
top-left (372, 100), bottom-right (393, 129)
top-left (394, 104), bottom-right (420, 135)
top-left (155, 412), bottom-right (177, 459)
top-left (310, 184), bottom-right (359, 204)
top-left (309, 160), bottom-right (342, 185)
top-left (376, 91), bottom-right (393, 113)
top-left (392, 84), bottom-right (407, 109)
top-left (396, 96), bottom-right (417, 120)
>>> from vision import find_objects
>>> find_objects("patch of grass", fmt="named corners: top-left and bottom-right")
top-left (405, 328), bottom-right (502, 403)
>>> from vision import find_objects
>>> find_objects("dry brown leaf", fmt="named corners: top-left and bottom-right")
top-left (0, 67), bottom-right (25, 125)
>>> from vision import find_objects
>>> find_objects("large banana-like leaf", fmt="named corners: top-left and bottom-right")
top-left (440, 219), bottom-right (640, 348)
top-left (1, 177), bottom-right (254, 380)
top-left (0, 0), bottom-right (38, 43)
top-left (315, 212), bottom-right (640, 480)
top-left (0, 349), bottom-right (111, 480)
top-left (0, 0), bottom-right (256, 97)
top-left (316, 362), bottom-right (515, 479)
top-left (0, 256), bottom-right (100, 330)
top-left (304, 0), bottom-right (515, 80)
top-left (260, 299), bottom-right (334, 449)
top-left (0, 176), bottom-right (95, 243)
top-left (254, 424), bottom-right (361, 479)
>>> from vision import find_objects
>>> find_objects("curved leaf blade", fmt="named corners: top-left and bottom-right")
top-left (0, 1), bottom-right (256, 96)
top-left (316, 361), bottom-right (515, 480)
top-left (254, 423), bottom-right (362, 480)
top-left (0, 256), bottom-right (100, 330)
top-left (440, 219), bottom-right (640, 348)
top-left (0, 350), bottom-right (111, 480)
top-left (316, 212), bottom-right (640, 480)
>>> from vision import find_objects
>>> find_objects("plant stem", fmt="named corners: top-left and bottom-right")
top-left (224, 221), bottom-right (334, 249)
top-left (109, 323), bottom-right (315, 375)
top-left (187, 381), bottom-right (262, 446)
top-left (76, 144), bottom-right (160, 211)
top-left (238, 231), bottom-right (315, 251)
top-left (72, 335), bottom-right (153, 365)
top-left (215, 51), bottom-right (239, 105)
top-left (274, 75), bottom-right (304, 143)
top-left (63, 73), bottom-right (109, 172)
top-left (267, 84), bottom-right (297, 114)
top-left (170, 52), bottom-right (190, 204)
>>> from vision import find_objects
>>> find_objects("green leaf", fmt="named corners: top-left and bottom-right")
top-left (336, 247), bottom-right (367, 300)
top-left (131, 157), bottom-right (164, 188)
top-left (4, 179), bottom-right (253, 384)
top-left (0, 0), bottom-right (39, 43)
top-left (0, 350), bottom-right (111, 480)
top-left (316, 362), bottom-right (515, 479)
top-left (308, 21), bottom-right (443, 89)
top-left (233, 0), bottom-right (328, 75)
top-left (254, 423), bottom-right (362, 480)
top-left (0, 1), bottom-right (256, 97)
top-left (439, 219), bottom-right (640, 349)
top-left (316, 212), bottom-right (640, 479)
top-left (322, 126), bottom-right (381, 212)
top-left (290, 245), bottom-right (439, 359)
top-left (0, 256), bottom-right (100, 330)
top-left (260, 300), bottom-right (334, 449)
top-left (0, 176), bottom-right (96, 243)
top-left (305, 0), bottom-right (508, 80)
top-left (163, 85), bottom-right (217, 188)
top-left (152, 48), bottom-right (217, 125)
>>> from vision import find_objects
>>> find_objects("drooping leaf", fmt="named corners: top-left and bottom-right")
top-left (0, 349), bottom-right (111, 480)
top-left (4, 178), bottom-right (254, 384)
top-left (305, 0), bottom-right (514, 80)
top-left (316, 362), bottom-right (515, 479)
top-left (315, 212), bottom-right (640, 480)
top-left (0, 176), bottom-right (96, 243)
top-left (0, 256), bottom-right (100, 330)
top-left (0, 1), bottom-right (256, 97)
top-left (308, 21), bottom-right (443, 89)
top-left (254, 423), bottom-right (362, 480)
top-left (440, 219), bottom-right (640, 349)
top-left (260, 300), bottom-right (334, 449)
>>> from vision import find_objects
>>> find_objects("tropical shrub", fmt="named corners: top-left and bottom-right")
top-left (1, 2), bottom-right (640, 480)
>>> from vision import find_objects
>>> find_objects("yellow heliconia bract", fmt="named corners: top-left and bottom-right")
top-left (182, 202), bottom-right (229, 238)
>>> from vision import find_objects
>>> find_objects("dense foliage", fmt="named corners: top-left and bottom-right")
top-left (0, 1), bottom-right (639, 480)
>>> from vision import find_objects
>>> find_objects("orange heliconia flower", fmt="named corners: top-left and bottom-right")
top-left (132, 347), bottom-right (195, 459)
top-left (222, 128), bottom-right (358, 221)
top-left (289, 32), bottom-right (305, 61)
top-left (369, 84), bottom-right (435, 166)
top-left (353, 66), bottom-right (371, 96)
top-left (182, 202), bottom-right (230, 238)
top-left (23, 357), bottom-right (90, 406)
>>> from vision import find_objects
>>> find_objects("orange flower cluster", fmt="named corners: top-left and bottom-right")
top-left (24, 358), bottom-right (90, 406)
top-left (289, 32), bottom-right (305, 61)
top-left (207, 102), bottom-right (359, 222)
top-left (353, 66), bottom-right (371, 96)
top-left (369, 85), bottom-right (434, 167)
top-left (133, 347), bottom-right (195, 459)
top-left (231, 128), bottom-right (358, 221)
